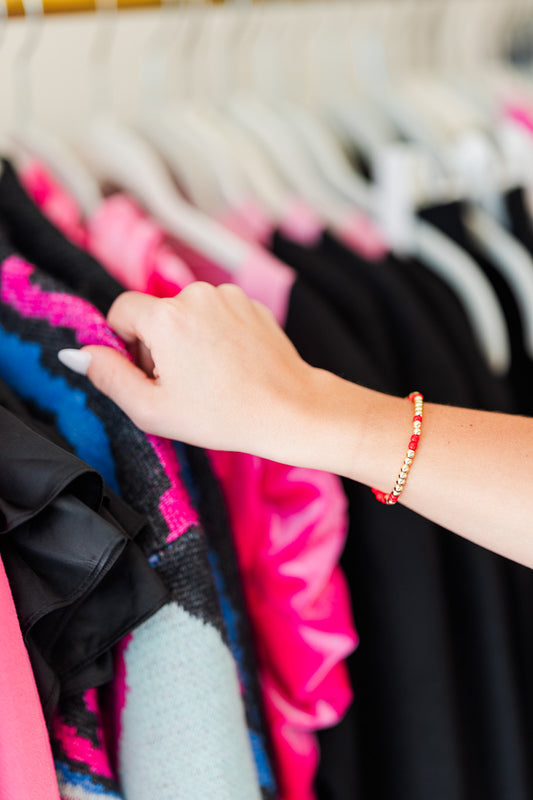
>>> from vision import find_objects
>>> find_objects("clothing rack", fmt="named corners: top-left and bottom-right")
top-left (3, 0), bottom-right (193, 17)
top-left (4, 0), bottom-right (533, 17)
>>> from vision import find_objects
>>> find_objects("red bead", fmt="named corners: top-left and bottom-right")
top-left (371, 488), bottom-right (388, 504)
top-left (372, 391), bottom-right (423, 507)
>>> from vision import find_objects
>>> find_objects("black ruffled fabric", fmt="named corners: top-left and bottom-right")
top-left (0, 392), bottom-right (169, 724)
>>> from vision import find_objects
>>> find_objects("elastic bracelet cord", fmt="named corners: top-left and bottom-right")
top-left (371, 392), bottom-right (424, 506)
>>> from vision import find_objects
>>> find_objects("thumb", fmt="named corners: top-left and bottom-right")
top-left (58, 345), bottom-right (158, 430)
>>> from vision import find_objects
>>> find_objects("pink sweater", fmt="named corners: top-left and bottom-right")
top-left (0, 556), bottom-right (61, 800)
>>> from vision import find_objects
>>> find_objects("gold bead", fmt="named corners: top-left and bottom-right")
top-left (405, 457), bottom-right (413, 466)
top-left (407, 449), bottom-right (415, 458)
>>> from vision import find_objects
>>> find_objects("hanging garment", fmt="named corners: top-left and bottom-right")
top-left (0, 158), bottom-right (278, 799)
top-left (269, 251), bottom-right (470, 800)
top-left (20, 163), bottom-right (358, 800)
top-left (389, 256), bottom-right (512, 412)
top-left (505, 185), bottom-right (533, 260)
top-left (0, 553), bottom-right (61, 800)
top-left (0, 396), bottom-right (168, 724)
top-left (0, 248), bottom-right (271, 800)
top-left (271, 229), bottom-right (533, 800)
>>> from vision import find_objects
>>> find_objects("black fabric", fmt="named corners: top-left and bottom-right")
top-left (0, 159), bottom-right (123, 315)
top-left (276, 236), bottom-right (533, 800)
top-left (283, 230), bottom-right (475, 404)
top-left (270, 232), bottom-right (397, 388)
top-left (0, 392), bottom-right (168, 724)
top-left (284, 277), bottom-right (466, 800)
top-left (393, 255), bottom-right (512, 413)
top-left (505, 187), bottom-right (533, 257)
top-left (419, 201), bottom-right (533, 416)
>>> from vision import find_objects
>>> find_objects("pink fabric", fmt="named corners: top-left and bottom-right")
top-left (218, 198), bottom-right (323, 248)
top-left (237, 248), bottom-right (296, 327)
top-left (21, 162), bottom-right (358, 800)
top-left (52, 689), bottom-right (115, 780)
top-left (279, 199), bottom-right (323, 247)
top-left (20, 161), bottom-right (88, 249)
top-left (218, 200), bottom-right (274, 246)
top-left (0, 556), bottom-right (61, 800)
top-left (88, 194), bottom-right (196, 293)
top-left (505, 102), bottom-right (533, 136)
top-left (210, 451), bottom-right (356, 800)
top-left (336, 210), bottom-right (388, 261)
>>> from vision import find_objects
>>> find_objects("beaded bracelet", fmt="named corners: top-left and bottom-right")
top-left (371, 392), bottom-right (424, 506)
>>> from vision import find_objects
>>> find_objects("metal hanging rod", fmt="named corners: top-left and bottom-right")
top-left (4, 0), bottom-right (222, 16)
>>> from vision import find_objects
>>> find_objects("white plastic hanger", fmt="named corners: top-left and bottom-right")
top-left (310, 10), bottom-right (395, 166)
top-left (81, 115), bottom-right (251, 272)
top-left (7, 0), bottom-right (101, 218)
top-left (196, 5), bottom-right (304, 222)
top-left (77, 0), bottom-right (258, 275)
top-left (225, 4), bottom-right (368, 234)
top-left (260, 5), bottom-right (375, 215)
top-left (139, 5), bottom-right (257, 217)
top-left (370, 139), bottom-right (511, 374)
top-left (281, 103), bottom-right (374, 214)
top-left (135, 5), bottom-right (226, 214)
top-left (251, 4), bottom-right (376, 214)
top-left (466, 206), bottom-right (533, 359)
top-left (229, 94), bottom-right (371, 234)
top-left (414, 218), bottom-right (511, 375)
top-left (313, 2), bottom-right (511, 373)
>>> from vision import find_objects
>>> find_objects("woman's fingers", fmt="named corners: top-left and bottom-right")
top-left (82, 345), bottom-right (161, 432)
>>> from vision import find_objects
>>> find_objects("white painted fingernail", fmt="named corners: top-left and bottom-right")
top-left (57, 349), bottom-right (92, 376)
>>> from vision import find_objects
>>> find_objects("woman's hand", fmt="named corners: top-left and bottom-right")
top-left (60, 284), bottom-right (320, 461)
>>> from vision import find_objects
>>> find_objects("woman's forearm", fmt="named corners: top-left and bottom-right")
top-left (298, 370), bottom-right (533, 568)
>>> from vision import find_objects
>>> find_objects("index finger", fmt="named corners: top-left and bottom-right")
top-left (106, 291), bottom-right (172, 348)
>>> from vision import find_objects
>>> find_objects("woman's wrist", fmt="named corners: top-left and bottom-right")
top-left (264, 365), bottom-right (369, 478)
top-left (277, 368), bottom-right (417, 491)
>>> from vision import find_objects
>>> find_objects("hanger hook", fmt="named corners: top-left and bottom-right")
top-left (0, 1), bottom-right (7, 48)
top-left (13, 0), bottom-right (44, 131)
top-left (89, 0), bottom-right (119, 119)
top-left (139, 0), bottom-right (179, 120)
